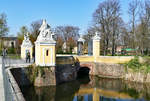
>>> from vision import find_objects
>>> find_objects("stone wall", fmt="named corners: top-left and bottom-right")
top-left (8, 68), bottom-right (26, 101)
top-left (80, 61), bottom-right (150, 83)
top-left (80, 62), bottom-right (125, 78)
top-left (75, 56), bottom-right (134, 64)
top-left (34, 67), bottom-right (56, 86)
top-left (124, 71), bottom-right (150, 83)
top-left (24, 64), bottom-right (77, 86)
top-left (55, 64), bottom-right (77, 84)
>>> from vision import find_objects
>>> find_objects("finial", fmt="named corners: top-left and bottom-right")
top-left (95, 32), bottom-right (99, 36)
top-left (39, 19), bottom-right (47, 31)
top-left (24, 32), bottom-right (29, 41)
top-left (93, 32), bottom-right (101, 40)
top-left (43, 19), bottom-right (46, 25)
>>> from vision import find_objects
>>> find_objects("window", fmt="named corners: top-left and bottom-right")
top-left (46, 50), bottom-right (49, 56)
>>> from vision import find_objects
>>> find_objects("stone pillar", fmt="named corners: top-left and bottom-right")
top-left (88, 39), bottom-right (93, 56)
top-left (21, 32), bottom-right (33, 59)
top-left (77, 35), bottom-right (85, 55)
top-left (93, 32), bottom-right (101, 57)
top-left (35, 19), bottom-right (56, 66)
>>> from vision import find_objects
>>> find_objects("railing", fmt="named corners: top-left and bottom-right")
top-left (1, 56), bottom-right (25, 101)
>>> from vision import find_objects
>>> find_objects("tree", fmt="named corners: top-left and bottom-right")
top-left (55, 26), bottom-right (79, 41)
top-left (93, 0), bottom-right (122, 56)
top-left (0, 13), bottom-right (9, 50)
top-left (55, 26), bottom-right (80, 53)
top-left (136, 0), bottom-right (150, 55)
top-left (56, 36), bottom-right (64, 53)
top-left (0, 13), bottom-right (9, 37)
top-left (17, 26), bottom-right (28, 46)
top-left (128, 0), bottom-right (139, 49)
top-left (30, 20), bottom-right (42, 44)
top-left (66, 37), bottom-right (76, 53)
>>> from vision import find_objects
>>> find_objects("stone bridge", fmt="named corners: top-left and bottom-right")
top-left (57, 55), bottom-right (133, 78)
top-left (0, 55), bottom-right (134, 101)
top-left (0, 56), bottom-right (33, 101)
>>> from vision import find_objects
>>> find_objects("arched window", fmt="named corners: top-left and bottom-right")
top-left (46, 50), bottom-right (49, 56)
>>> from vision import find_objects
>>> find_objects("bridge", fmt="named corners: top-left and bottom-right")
top-left (0, 55), bottom-right (135, 101)
top-left (0, 56), bottom-right (33, 101)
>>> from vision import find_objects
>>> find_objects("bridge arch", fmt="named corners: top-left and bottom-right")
top-left (77, 63), bottom-right (94, 78)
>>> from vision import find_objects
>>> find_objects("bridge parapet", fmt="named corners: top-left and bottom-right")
top-left (74, 56), bottom-right (134, 64)
top-left (0, 57), bottom-right (26, 101)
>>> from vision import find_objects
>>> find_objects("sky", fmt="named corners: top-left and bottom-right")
top-left (0, 0), bottom-right (130, 36)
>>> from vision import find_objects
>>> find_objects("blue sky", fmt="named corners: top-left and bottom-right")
top-left (0, 0), bottom-right (129, 36)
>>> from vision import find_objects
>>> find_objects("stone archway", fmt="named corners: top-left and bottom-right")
top-left (77, 63), bottom-right (95, 78)
top-left (79, 63), bottom-right (94, 75)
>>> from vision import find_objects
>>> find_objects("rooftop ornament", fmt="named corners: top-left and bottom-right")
top-left (21, 32), bottom-right (33, 47)
top-left (36, 19), bottom-right (55, 43)
top-left (93, 32), bottom-right (101, 40)
top-left (78, 34), bottom-right (85, 44)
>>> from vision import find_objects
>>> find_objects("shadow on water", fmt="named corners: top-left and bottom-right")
top-left (10, 68), bottom-right (31, 86)
top-left (77, 67), bottom-right (90, 78)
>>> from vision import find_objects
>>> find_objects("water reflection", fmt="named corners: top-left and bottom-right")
top-left (20, 76), bottom-right (150, 101)
top-left (73, 95), bottom-right (93, 101)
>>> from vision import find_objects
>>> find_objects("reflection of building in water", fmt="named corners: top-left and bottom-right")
top-left (74, 77), bottom-right (133, 101)
top-left (20, 75), bottom-right (149, 101)
top-left (74, 94), bottom-right (92, 101)
top-left (75, 88), bottom-right (132, 101)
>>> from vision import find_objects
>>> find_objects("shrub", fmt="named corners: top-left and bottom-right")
top-left (8, 48), bottom-right (15, 54)
top-left (125, 57), bottom-right (141, 70)
top-left (125, 57), bottom-right (150, 73)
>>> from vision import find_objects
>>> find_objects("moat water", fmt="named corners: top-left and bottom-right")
top-left (11, 68), bottom-right (150, 101)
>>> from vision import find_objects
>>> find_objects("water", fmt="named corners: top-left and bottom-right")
top-left (19, 76), bottom-right (150, 101)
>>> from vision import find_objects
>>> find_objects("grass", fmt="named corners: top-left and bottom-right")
top-left (125, 56), bottom-right (150, 73)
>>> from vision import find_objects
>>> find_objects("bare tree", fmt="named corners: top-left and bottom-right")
top-left (30, 20), bottom-right (42, 43)
top-left (136, 0), bottom-right (150, 55)
top-left (128, 0), bottom-right (139, 49)
top-left (0, 13), bottom-right (9, 49)
top-left (0, 13), bottom-right (9, 37)
top-left (55, 26), bottom-right (80, 53)
top-left (55, 26), bottom-right (79, 41)
top-left (93, 0), bottom-right (121, 56)
top-left (17, 26), bottom-right (28, 53)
